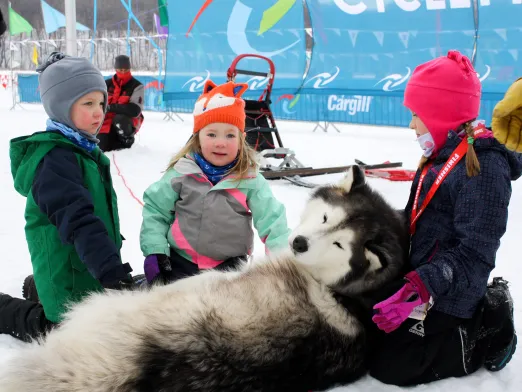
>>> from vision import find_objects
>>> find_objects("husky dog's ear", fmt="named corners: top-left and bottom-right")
top-left (339, 165), bottom-right (365, 193)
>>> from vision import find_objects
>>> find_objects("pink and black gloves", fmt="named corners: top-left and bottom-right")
top-left (372, 271), bottom-right (430, 333)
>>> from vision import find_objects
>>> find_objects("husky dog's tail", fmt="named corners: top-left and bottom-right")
top-left (1, 341), bottom-right (136, 392)
top-left (0, 343), bottom-right (61, 392)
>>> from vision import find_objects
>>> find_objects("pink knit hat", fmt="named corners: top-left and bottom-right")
top-left (404, 50), bottom-right (482, 152)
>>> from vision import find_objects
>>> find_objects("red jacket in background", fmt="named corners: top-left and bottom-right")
top-left (100, 73), bottom-right (144, 135)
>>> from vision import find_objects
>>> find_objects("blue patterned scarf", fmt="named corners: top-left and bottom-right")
top-left (46, 119), bottom-right (97, 152)
top-left (193, 153), bottom-right (237, 184)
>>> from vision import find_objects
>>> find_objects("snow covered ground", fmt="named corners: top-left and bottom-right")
top-left (0, 87), bottom-right (520, 391)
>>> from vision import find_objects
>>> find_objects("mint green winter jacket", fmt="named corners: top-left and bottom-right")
top-left (140, 156), bottom-right (290, 268)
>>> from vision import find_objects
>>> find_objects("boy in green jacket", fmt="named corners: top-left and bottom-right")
top-left (0, 53), bottom-right (132, 342)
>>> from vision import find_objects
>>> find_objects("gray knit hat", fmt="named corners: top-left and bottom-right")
top-left (37, 52), bottom-right (107, 134)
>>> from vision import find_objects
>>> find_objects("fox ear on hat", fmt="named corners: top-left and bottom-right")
top-left (203, 80), bottom-right (217, 94)
top-left (232, 83), bottom-right (248, 98)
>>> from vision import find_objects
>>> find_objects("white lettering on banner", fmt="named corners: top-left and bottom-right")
top-left (396, 0), bottom-right (421, 12)
top-left (334, 0), bottom-right (513, 14)
top-left (449, 0), bottom-right (472, 9)
top-left (426, 0), bottom-right (446, 10)
top-left (327, 95), bottom-right (372, 115)
top-left (333, 0), bottom-right (367, 15)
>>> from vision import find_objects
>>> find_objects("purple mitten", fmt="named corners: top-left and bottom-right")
top-left (372, 272), bottom-right (430, 333)
top-left (144, 255), bottom-right (161, 283)
top-left (144, 254), bottom-right (173, 284)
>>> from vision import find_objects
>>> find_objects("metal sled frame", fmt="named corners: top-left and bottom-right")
top-left (227, 54), bottom-right (308, 173)
top-left (227, 54), bottom-right (405, 187)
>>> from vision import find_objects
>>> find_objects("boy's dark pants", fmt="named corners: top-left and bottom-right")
top-left (0, 294), bottom-right (55, 343)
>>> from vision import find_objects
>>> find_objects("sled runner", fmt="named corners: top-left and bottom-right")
top-left (227, 54), bottom-right (407, 187)
top-left (355, 159), bottom-right (417, 182)
top-left (264, 161), bottom-right (415, 188)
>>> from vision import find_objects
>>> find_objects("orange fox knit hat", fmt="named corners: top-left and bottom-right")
top-left (193, 80), bottom-right (248, 133)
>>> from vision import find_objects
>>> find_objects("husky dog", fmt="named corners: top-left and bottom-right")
top-left (0, 166), bottom-right (408, 392)
top-left (291, 164), bottom-right (409, 298)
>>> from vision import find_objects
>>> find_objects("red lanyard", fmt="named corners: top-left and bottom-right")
top-left (410, 127), bottom-right (486, 235)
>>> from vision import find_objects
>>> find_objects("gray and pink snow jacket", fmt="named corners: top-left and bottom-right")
top-left (140, 156), bottom-right (291, 268)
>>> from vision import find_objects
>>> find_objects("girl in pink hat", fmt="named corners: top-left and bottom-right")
top-left (369, 50), bottom-right (521, 385)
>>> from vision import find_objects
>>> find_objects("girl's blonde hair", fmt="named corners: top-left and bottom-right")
top-left (166, 131), bottom-right (259, 179)
top-left (418, 120), bottom-right (480, 177)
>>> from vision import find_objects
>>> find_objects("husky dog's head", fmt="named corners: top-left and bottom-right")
top-left (289, 165), bottom-right (408, 296)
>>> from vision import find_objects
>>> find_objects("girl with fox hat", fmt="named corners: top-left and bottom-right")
top-left (140, 80), bottom-right (290, 284)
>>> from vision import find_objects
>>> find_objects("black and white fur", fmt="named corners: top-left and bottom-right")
top-left (0, 166), bottom-right (408, 392)
top-left (290, 164), bottom-right (409, 298)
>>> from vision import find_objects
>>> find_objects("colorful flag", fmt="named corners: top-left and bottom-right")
top-left (154, 13), bottom-right (168, 35)
top-left (32, 45), bottom-right (38, 65)
top-left (8, 3), bottom-right (33, 36)
top-left (41, 0), bottom-right (89, 34)
top-left (258, 0), bottom-right (296, 36)
top-left (158, 0), bottom-right (168, 27)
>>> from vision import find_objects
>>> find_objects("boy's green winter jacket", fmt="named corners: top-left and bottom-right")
top-left (10, 132), bottom-right (125, 323)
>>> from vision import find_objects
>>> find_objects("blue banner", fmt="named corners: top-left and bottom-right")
top-left (17, 73), bottom-right (502, 127)
top-left (473, 2), bottom-right (522, 94)
top-left (301, 0), bottom-right (522, 95)
top-left (163, 0), bottom-right (307, 100)
top-left (17, 74), bottom-right (167, 112)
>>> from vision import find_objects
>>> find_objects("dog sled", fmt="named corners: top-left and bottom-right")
top-left (227, 54), bottom-right (413, 187)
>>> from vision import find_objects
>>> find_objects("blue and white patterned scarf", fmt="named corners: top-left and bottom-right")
top-left (46, 119), bottom-right (97, 152)
top-left (193, 152), bottom-right (237, 184)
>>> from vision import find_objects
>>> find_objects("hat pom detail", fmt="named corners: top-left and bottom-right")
top-left (447, 50), bottom-right (475, 75)
top-left (36, 52), bottom-right (67, 74)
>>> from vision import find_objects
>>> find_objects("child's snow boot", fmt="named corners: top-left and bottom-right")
top-left (482, 277), bottom-right (517, 371)
top-left (22, 274), bottom-right (39, 303)
top-left (485, 335), bottom-right (517, 372)
top-left (0, 292), bottom-right (53, 342)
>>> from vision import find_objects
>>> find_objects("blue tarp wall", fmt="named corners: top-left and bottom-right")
top-left (18, 73), bottom-right (169, 112)
top-left (17, 1), bottom-right (522, 128)
top-left (162, 0), bottom-right (522, 127)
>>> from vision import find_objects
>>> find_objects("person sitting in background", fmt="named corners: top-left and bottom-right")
top-left (98, 55), bottom-right (144, 152)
